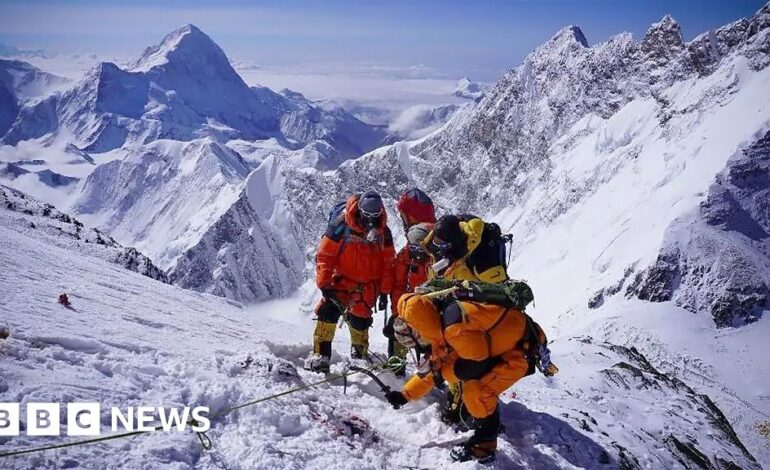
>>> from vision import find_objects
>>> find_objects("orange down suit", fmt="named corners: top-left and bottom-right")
top-left (316, 195), bottom-right (396, 319)
top-left (397, 294), bottom-right (546, 419)
top-left (389, 246), bottom-right (431, 316)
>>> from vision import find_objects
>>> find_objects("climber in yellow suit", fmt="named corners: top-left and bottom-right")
top-left (424, 214), bottom-right (508, 284)
top-left (385, 289), bottom-right (551, 463)
top-left (420, 214), bottom-right (511, 426)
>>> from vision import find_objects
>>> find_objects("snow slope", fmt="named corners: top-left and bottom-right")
top-left (71, 138), bottom-right (251, 270)
top-left (1, 203), bottom-right (765, 468)
top-left (0, 185), bottom-right (167, 282)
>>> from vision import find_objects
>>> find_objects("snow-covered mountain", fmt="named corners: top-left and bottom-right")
top-left (453, 77), bottom-right (490, 101)
top-left (161, 8), bottom-right (770, 464)
top-left (0, 60), bottom-right (69, 137)
top-left (2, 4), bottom-right (770, 469)
top-left (0, 25), bottom-right (397, 301)
top-left (165, 6), bottom-right (770, 318)
top-left (0, 25), bottom-right (387, 160)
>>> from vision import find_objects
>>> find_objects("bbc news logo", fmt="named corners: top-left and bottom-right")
top-left (0, 403), bottom-right (210, 436)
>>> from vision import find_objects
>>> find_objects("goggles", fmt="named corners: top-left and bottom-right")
top-left (431, 237), bottom-right (452, 254)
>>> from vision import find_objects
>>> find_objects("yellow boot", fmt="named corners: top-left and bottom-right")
top-left (308, 321), bottom-right (337, 372)
top-left (349, 326), bottom-right (369, 359)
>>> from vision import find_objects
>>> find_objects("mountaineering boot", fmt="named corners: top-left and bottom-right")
top-left (306, 320), bottom-right (336, 372)
top-left (449, 441), bottom-right (497, 464)
top-left (440, 383), bottom-right (469, 430)
top-left (304, 353), bottom-right (330, 373)
top-left (450, 406), bottom-right (500, 463)
top-left (349, 326), bottom-right (369, 360)
top-left (313, 320), bottom-right (337, 356)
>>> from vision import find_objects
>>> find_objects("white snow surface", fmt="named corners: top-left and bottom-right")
top-left (1, 206), bottom-right (767, 468)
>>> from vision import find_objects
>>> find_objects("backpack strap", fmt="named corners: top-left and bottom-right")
top-left (326, 220), bottom-right (352, 255)
top-left (481, 308), bottom-right (511, 358)
top-left (516, 312), bottom-right (543, 376)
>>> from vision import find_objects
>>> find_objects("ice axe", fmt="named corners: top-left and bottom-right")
top-left (345, 365), bottom-right (392, 396)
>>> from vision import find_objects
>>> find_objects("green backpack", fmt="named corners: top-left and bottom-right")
top-left (416, 278), bottom-right (534, 311)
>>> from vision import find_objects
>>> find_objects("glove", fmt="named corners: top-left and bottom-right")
top-left (321, 288), bottom-right (335, 299)
top-left (382, 315), bottom-right (396, 338)
top-left (538, 344), bottom-right (559, 377)
top-left (377, 294), bottom-right (388, 312)
top-left (385, 391), bottom-right (408, 410)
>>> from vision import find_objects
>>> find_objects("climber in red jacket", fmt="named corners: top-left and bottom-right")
top-left (306, 191), bottom-right (396, 372)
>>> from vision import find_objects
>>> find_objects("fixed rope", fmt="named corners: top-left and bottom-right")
top-left (0, 360), bottom-right (400, 459)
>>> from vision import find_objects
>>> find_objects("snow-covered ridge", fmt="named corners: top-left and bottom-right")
top-left (129, 24), bottom-right (220, 73)
top-left (0, 185), bottom-right (167, 282)
top-left (0, 24), bottom-right (387, 161)
top-left (0, 59), bottom-right (69, 104)
top-left (72, 138), bottom-right (251, 271)
top-left (0, 60), bottom-right (69, 139)
top-left (169, 5), bottom-right (770, 313)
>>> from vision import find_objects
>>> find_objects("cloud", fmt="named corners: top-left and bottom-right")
top-left (233, 60), bottom-right (465, 123)
top-left (387, 103), bottom-right (459, 140)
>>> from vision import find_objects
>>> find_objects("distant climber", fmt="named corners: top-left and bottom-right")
top-left (384, 279), bottom-right (556, 463)
top-left (305, 191), bottom-right (396, 373)
top-left (58, 293), bottom-right (71, 307)
top-left (383, 189), bottom-right (436, 376)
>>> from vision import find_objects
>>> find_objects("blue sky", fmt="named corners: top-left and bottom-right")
top-left (0, 0), bottom-right (766, 81)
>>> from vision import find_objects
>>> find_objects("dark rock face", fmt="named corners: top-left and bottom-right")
top-left (115, 247), bottom-right (168, 283)
top-left (704, 131), bottom-right (770, 245)
top-left (626, 251), bottom-right (680, 304)
top-left (641, 15), bottom-right (684, 70)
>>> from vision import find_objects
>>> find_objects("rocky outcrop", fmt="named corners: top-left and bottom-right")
top-left (627, 132), bottom-right (770, 326)
top-left (0, 185), bottom-right (168, 283)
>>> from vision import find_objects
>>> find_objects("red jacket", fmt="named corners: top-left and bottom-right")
top-left (316, 195), bottom-right (396, 297)
top-left (390, 246), bottom-right (430, 315)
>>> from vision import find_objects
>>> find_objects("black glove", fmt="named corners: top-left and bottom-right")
top-left (385, 391), bottom-right (408, 410)
top-left (377, 294), bottom-right (388, 312)
top-left (321, 288), bottom-right (335, 299)
top-left (382, 314), bottom-right (396, 339)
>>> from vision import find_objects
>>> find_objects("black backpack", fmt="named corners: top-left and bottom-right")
top-left (465, 221), bottom-right (513, 280)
